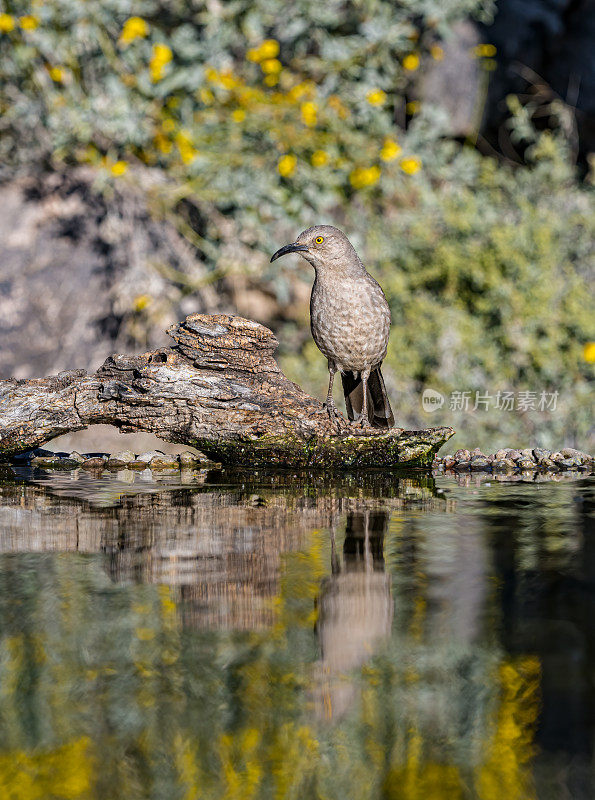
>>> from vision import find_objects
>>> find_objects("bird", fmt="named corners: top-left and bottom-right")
top-left (270, 225), bottom-right (394, 430)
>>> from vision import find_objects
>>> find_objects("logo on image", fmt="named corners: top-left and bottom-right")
top-left (422, 388), bottom-right (445, 413)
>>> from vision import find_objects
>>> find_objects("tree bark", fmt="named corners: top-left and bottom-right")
top-left (0, 314), bottom-right (454, 467)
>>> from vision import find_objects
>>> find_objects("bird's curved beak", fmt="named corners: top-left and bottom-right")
top-left (270, 242), bottom-right (309, 263)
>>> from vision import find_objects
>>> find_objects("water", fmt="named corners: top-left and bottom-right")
top-left (0, 465), bottom-right (593, 800)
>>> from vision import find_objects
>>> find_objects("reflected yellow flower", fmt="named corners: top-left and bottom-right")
top-left (154, 133), bottom-right (172, 154)
top-left (150, 43), bottom-right (173, 82)
top-left (120, 16), bottom-right (149, 45)
top-left (0, 13), bottom-right (15, 32)
top-left (19, 15), bottom-right (39, 31)
top-left (584, 342), bottom-right (595, 363)
top-left (474, 43), bottom-right (497, 57)
top-left (232, 109), bottom-right (246, 122)
top-left (278, 154), bottom-right (297, 177)
top-left (205, 66), bottom-right (219, 83)
top-left (380, 138), bottom-right (402, 162)
top-left (301, 101), bottom-right (317, 127)
top-left (367, 89), bottom-right (386, 106)
top-left (162, 117), bottom-right (175, 133)
top-left (110, 160), bottom-right (128, 176)
top-left (403, 53), bottom-right (420, 71)
top-left (264, 74), bottom-right (278, 86)
top-left (406, 101), bottom-right (420, 114)
top-left (219, 70), bottom-right (239, 89)
top-left (430, 44), bottom-right (444, 61)
top-left (400, 156), bottom-right (421, 175)
top-left (350, 165), bottom-right (381, 189)
top-left (48, 66), bottom-right (64, 83)
top-left (311, 150), bottom-right (328, 167)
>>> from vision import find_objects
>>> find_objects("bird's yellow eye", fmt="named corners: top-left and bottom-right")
top-left (315, 236), bottom-right (324, 244)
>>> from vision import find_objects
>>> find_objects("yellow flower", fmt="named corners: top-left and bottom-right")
top-left (430, 44), bottom-right (444, 61)
top-left (380, 138), bottom-right (402, 162)
top-left (300, 101), bottom-right (317, 127)
top-left (366, 89), bottom-right (386, 106)
top-left (584, 342), bottom-right (595, 363)
top-left (110, 160), bottom-right (128, 177)
top-left (403, 53), bottom-right (420, 71)
top-left (248, 39), bottom-right (279, 62)
top-left (400, 156), bottom-right (421, 175)
top-left (150, 43), bottom-right (173, 82)
top-left (349, 165), bottom-right (381, 189)
top-left (232, 109), bottom-right (246, 122)
top-left (0, 14), bottom-right (15, 32)
top-left (219, 70), bottom-right (239, 89)
top-left (264, 74), bottom-right (278, 86)
top-left (260, 39), bottom-right (279, 59)
top-left (406, 100), bottom-right (420, 114)
top-left (48, 66), bottom-right (64, 83)
top-left (154, 133), bottom-right (172, 154)
top-left (19, 15), bottom-right (39, 31)
top-left (176, 130), bottom-right (197, 164)
top-left (133, 294), bottom-right (152, 311)
top-left (278, 154), bottom-right (297, 178)
top-left (162, 117), bottom-right (175, 133)
top-left (199, 87), bottom-right (214, 104)
top-left (261, 58), bottom-right (282, 74)
top-left (120, 16), bottom-right (149, 45)
top-left (474, 43), bottom-right (497, 57)
top-left (311, 150), bottom-right (328, 167)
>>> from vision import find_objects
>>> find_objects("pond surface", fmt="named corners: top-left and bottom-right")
top-left (0, 466), bottom-right (593, 800)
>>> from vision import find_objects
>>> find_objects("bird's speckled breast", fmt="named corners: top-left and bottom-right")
top-left (310, 272), bottom-right (390, 372)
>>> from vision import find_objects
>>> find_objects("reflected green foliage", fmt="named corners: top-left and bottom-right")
top-left (0, 1), bottom-right (592, 450)
top-left (1, 473), bottom-right (592, 799)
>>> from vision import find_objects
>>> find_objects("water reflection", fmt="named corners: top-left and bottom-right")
top-left (0, 467), bottom-right (592, 799)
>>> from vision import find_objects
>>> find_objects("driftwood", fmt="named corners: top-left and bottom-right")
top-left (0, 314), bottom-right (453, 467)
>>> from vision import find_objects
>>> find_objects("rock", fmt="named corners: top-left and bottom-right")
top-left (150, 454), bottom-right (179, 469)
top-left (112, 450), bottom-right (137, 464)
top-left (486, 454), bottom-right (495, 463)
top-left (561, 447), bottom-right (590, 464)
top-left (505, 449), bottom-right (522, 461)
top-left (493, 458), bottom-right (517, 472)
top-left (443, 456), bottom-right (456, 469)
top-left (454, 449), bottom-right (471, 461)
top-left (550, 452), bottom-right (564, 462)
top-left (517, 458), bottom-right (537, 471)
top-left (538, 458), bottom-right (559, 471)
top-left (494, 449), bottom-right (508, 461)
top-left (519, 448), bottom-right (534, 459)
top-left (471, 447), bottom-right (485, 457)
top-left (454, 460), bottom-right (471, 471)
top-left (12, 448), bottom-right (55, 462)
top-left (533, 448), bottom-right (552, 462)
top-left (81, 457), bottom-right (106, 469)
top-left (179, 451), bottom-right (202, 467)
top-left (135, 450), bottom-right (166, 463)
top-left (431, 459), bottom-right (444, 470)
top-left (470, 457), bottom-right (490, 470)
top-left (558, 458), bottom-right (577, 470)
top-left (69, 451), bottom-right (86, 464)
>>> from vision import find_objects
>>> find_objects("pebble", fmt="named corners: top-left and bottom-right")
top-left (470, 457), bottom-right (490, 471)
top-left (494, 449), bottom-right (509, 461)
top-left (533, 448), bottom-right (551, 462)
top-left (135, 450), bottom-right (165, 463)
top-left (454, 460), bottom-right (472, 471)
top-left (81, 457), bottom-right (106, 469)
top-left (149, 455), bottom-right (179, 469)
top-left (505, 449), bottom-right (522, 461)
top-left (454, 449), bottom-right (471, 461)
top-left (179, 451), bottom-right (202, 466)
top-left (517, 458), bottom-right (537, 471)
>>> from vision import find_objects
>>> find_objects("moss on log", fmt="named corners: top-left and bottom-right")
top-left (0, 314), bottom-right (453, 467)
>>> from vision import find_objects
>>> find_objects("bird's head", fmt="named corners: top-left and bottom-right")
top-left (270, 225), bottom-right (360, 272)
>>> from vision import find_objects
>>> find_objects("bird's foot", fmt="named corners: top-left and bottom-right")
top-left (312, 399), bottom-right (348, 433)
top-left (348, 416), bottom-right (376, 434)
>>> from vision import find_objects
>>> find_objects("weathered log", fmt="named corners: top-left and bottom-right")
top-left (0, 314), bottom-right (454, 467)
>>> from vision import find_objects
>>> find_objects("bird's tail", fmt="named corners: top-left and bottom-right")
top-left (341, 366), bottom-right (394, 429)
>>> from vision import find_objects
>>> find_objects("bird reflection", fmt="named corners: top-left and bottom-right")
top-left (313, 509), bottom-right (392, 720)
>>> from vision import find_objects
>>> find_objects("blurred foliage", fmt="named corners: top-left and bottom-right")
top-left (0, 0), bottom-right (593, 448)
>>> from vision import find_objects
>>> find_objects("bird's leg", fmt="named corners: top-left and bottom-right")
top-left (351, 368), bottom-right (375, 431)
top-left (323, 365), bottom-right (347, 430)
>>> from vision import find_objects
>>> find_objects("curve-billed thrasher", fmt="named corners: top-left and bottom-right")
top-left (271, 225), bottom-right (394, 429)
